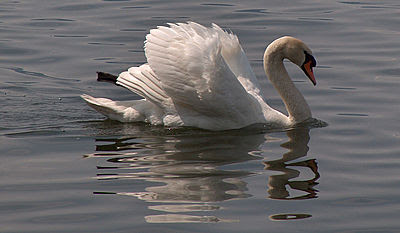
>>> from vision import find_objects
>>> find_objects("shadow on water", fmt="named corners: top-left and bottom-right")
top-left (84, 121), bottom-right (321, 223)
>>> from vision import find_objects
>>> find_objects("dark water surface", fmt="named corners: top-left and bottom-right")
top-left (1, 0), bottom-right (399, 232)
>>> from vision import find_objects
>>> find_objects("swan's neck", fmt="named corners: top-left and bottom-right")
top-left (264, 48), bottom-right (311, 124)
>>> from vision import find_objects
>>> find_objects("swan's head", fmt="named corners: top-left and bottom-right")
top-left (266, 36), bottom-right (317, 85)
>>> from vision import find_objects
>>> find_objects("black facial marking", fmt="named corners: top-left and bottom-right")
top-left (303, 51), bottom-right (317, 67)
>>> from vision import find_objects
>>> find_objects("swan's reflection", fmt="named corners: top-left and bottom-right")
top-left (86, 123), bottom-right (320, 223)
top-left (265, 128), bottom-right (320, 200)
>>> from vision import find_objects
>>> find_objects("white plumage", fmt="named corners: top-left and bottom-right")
top-left (82, 22), bottom-right (317, 130)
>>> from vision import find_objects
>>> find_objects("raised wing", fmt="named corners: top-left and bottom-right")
top-left (211, 23), bottom-right (263, 97)
top-left (144, 22), bottom-right (264, 129)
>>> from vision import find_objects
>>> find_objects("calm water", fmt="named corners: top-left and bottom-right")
top-left (1, 0), bottom-right (399, 232)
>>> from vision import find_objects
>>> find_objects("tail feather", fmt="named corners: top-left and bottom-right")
top-left (81, 94), bottom-right (164, 124)
top-left (81, 94), bottom-right (144, 122)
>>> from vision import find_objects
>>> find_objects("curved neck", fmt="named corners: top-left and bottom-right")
top-left (263, 46), bottom-right (311, 124)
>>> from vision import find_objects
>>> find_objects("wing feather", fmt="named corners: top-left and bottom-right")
top-left (211, 23), bottom-right (263, 96)
top-left (144, 22), bottom-right (264, 128)
top-left (116, 64), bottom-right (173, 111)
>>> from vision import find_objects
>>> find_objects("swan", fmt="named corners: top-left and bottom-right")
top-left (82, 22), bottom-right (317, 131)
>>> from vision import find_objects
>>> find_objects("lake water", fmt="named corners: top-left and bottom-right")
top-left (1, 0), bottom-right (399, 232)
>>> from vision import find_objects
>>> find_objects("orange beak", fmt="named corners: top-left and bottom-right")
top-left (301, 60), bottom-right (316, 86)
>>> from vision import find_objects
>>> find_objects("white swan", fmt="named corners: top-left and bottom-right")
top-left (82, 22), bottom-right (317, 131)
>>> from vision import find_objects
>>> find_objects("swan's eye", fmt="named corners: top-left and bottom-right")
top-left (304, 51), bottom-right (317, 67)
